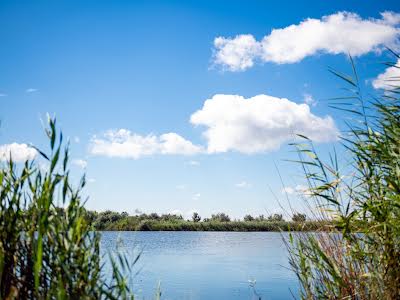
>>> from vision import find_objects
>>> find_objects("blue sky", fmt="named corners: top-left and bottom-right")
top-left (1, 0), bottom-right (399, 219)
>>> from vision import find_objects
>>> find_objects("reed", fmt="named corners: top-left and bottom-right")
top-left (287, 55), bottom-right (400, 299)
top-left (0, 118), bottom-right (136, 299)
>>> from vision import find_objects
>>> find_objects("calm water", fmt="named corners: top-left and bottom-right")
top-left (100, 231), bottom-right (298, 300)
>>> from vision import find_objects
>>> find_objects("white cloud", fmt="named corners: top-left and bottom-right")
top-left (213, 34), bottom-right (261, 71)
top-left (87, 178), bottom-right (96, 183)
top-left (372, 59), bottom-right (400, 89)
top-left (190, 94), bottom-right (338, 153)
top-left (74, 136), bottom-right (80, 143)
top-left (176, 184), bottom-right (186, 190)
top-left (72, 159), bottom-right (87, 169)
top-left (0, 143), bottom-right (37, 162)
top-left (303, 93), bottom-right (317, 106)
top-left (281, 186), bottom-right (295, 195)
top-left (192, 193), bottom-right (201, 201)
top-left (282, 184), bottom-right (311, 197)
top-left (213, 11), bottom-right (400, 71)
top-left (26, 88), bottom-right (38, 93)
top-left (187, 160), bottom-right (200, 166)
top-left (90, 129), bottom-right (203, 159)
top-left (236, 181), bottom-right (252, 188)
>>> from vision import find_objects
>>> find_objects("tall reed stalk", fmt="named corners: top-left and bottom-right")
top-left (288, 56), bottom-right (400, 299)
top-left (0, 118), bottom-right (135, 299)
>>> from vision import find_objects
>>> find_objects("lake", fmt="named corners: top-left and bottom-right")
top-left (101, 231), bottom-right (298, 300)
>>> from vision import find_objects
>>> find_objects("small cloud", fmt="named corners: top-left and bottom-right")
top-left (281, 186), bottom-right (295, 195)
top-left (74, 136), bottom-right (80, 143)
top-left (26, 88), bottom-right (38, 93)
top-left (281, 185), bottom-right (311, 197)
top-left (0, 93), bottom-right (7, 97)
top-left (303, 93), bottom-right (317, 106)
top-left (87, 178), bottom-right (96, 183)
top-left (0, 143), bottom-right (37, 162)
top-left (187, 160), bottom-right (200, 166)
top-left (176, 184), bottom-right (186, 190)
top-left (72, 159), bottom-right (87, 169)
top-left (192, 193), bottom-right (201, 201)
top-left (236, 181), bottom-right (252, 189)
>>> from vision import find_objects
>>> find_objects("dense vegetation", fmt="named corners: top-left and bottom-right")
top-left (288, 57), bottom-right (400, 299)
top-left (85, 210), bottom-right (323, 231)
top-left (0, 119), bottom-right (137, 299)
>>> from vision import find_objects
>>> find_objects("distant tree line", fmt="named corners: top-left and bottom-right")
top-left (83, 210), bottom-right (316, 231)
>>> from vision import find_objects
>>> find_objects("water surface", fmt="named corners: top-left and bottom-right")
top-left (101, 231), bottom-right (298, 300)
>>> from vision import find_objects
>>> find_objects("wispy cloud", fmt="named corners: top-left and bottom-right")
top-left (213, 11), bottom-right (400, 71)
top-left (236, 181), bottom-right (252, 189)
top-left (303, 93), bottom-right (317, 106)
top-left (72, 159), bottom-right (87, 169)
top-left (176, 184), bottom-right (186, 190)
top-left (281, 185), bottom-right (311, 197)
top-left (192, 193), bottom-right (201, 201)
top-left (26, 88), bottom-right (38, 93)
top-left (187, 160), bottom-right (200, 166)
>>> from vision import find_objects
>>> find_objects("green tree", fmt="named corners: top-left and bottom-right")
top-left (292, 213), bottom-right (306, 222)
top-left (192, 212), bottom-right (201, 222)
top-left (244, 214), bottom-right (255, 221)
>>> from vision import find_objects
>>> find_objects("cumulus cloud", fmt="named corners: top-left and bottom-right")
top-left (90, 129), bottom-right (203, 159)
top-left (72, 159), bottom-right (87, 169)
top-left (0, 143), bottom-right (37, 162)
top-left (372, 59), bottom-right (400, 89)
top-left (213, 11), bottom-right (400, 71)
top-left (190, 94), bottom-right (338, 153)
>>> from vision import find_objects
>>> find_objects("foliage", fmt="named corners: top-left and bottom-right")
top-left (267, 214), bottom-right (283, 222)
top-left (0, 118), bottom-right (135, 299)
top-left (288, 56), bottom-right (400, 299)
top-left (210, 212), bottom-right (231, 222)
top-left (86, 210), bottom-right (324, 232)
top-left (192, 212), bottom-right (201, 222)
top-left (292, 213), bottom-right (306, 222)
